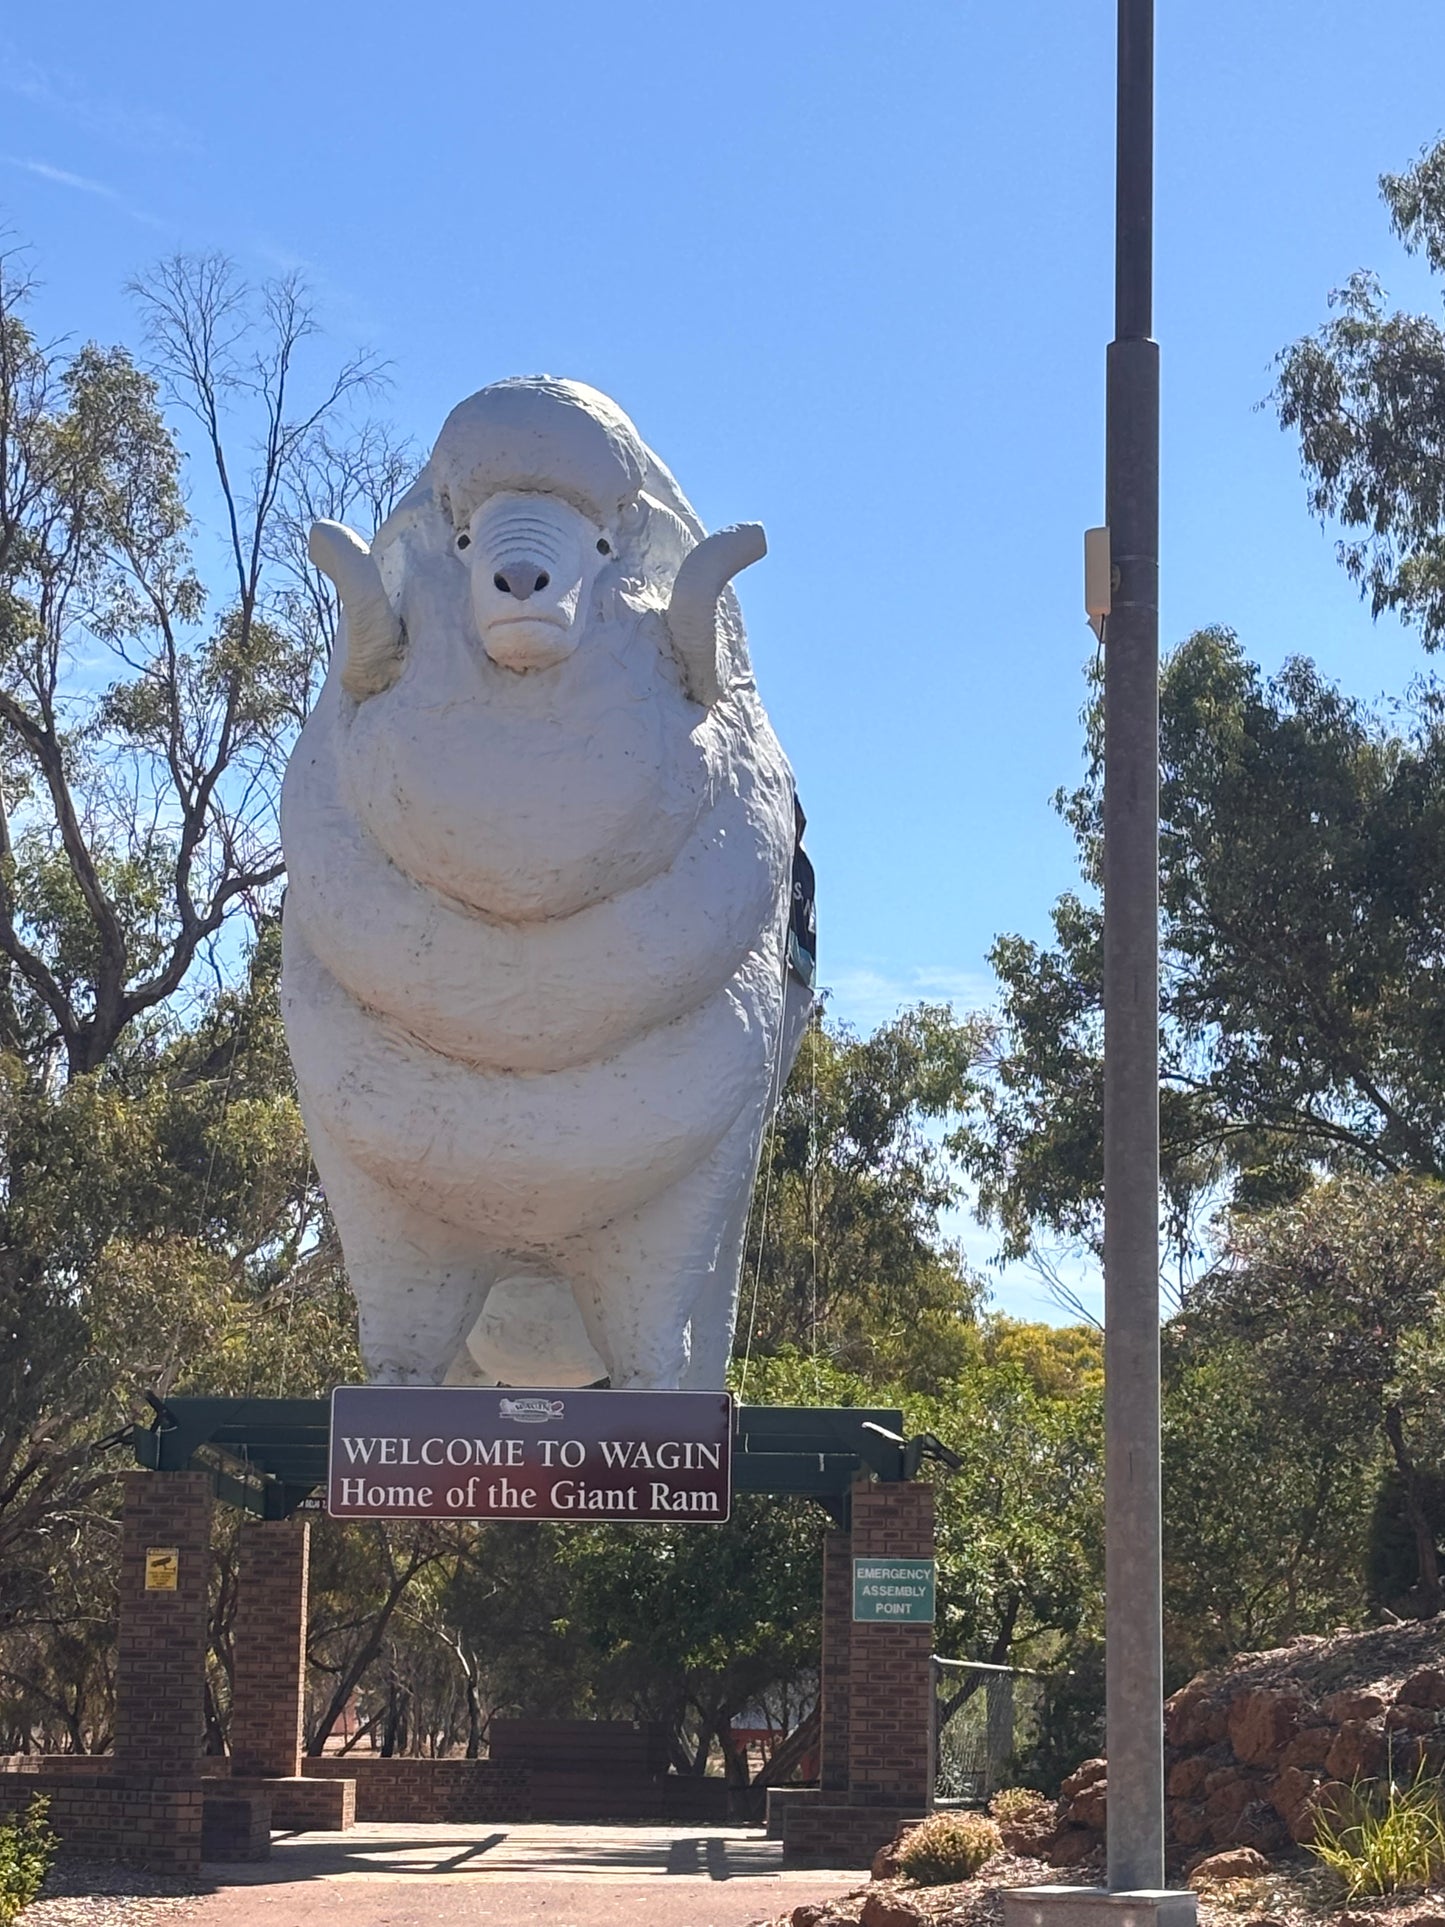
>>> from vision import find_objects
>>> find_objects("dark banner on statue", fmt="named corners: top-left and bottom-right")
top-left (327, 1387), bottom-right (733, 1522)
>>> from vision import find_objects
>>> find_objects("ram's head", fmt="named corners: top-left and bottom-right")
top-left (307, 376), bottom-right (765, 705)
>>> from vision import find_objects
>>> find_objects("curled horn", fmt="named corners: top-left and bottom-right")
top-left (665, 522), bottom-right (767, 706)
top-left (308, 520), bottom-right (404, 699)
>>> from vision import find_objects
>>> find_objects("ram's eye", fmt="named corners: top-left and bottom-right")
top-left (596, 537), bottom-right (611, 556)
top-left (457, 532), bottom-right (471, 551)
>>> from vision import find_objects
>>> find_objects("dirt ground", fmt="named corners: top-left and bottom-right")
top-left (38, 1822), bottom-right (860, 1927)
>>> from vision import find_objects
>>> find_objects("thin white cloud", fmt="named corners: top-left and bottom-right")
top-left (821, 962), bottom-right (995, 1033)
top-left (1, 155), bottom-right (165, 229)
top-left (1, 50), bottom-right (198, 155)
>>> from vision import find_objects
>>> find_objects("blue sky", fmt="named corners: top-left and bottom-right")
top-left (4, 1), bottom-right (1443, 1322)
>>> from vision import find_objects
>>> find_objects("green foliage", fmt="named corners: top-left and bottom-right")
top-left (896, 1810), bottom-right (1003, 1885)
top-left (1367, 1468), bottom-right (1445, 1615)
top-left (0, 242), bottom-right (384, 1723)
top-left (1196, 1175), bottom-right (1445, 1616)
top-left (1309, 1771), bottom-right (1445, 1898)
top-left (988, 1786), bottom-right (1054, 1825)
top-left (1161, 1324), bottom-right (1373, 1672)
top-left (961, 630), bottom-right (1445, 1273)
top-left (741, 1339), bottom-right (1104, 1679)
top-left (1275, 137), bottom-right (1445, 648)
top-left (1019, 1642), bottom-right (1104, 1791)
top-left (555, 1496), bottom-right (823, 1778)
top-left (738, 1003), bottom-right (986, 1390)
top-left (0, 1795), bottom-right (57, 1926)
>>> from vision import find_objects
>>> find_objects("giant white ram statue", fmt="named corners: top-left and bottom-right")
top-left (280, 376), bottom-right (814, 1391)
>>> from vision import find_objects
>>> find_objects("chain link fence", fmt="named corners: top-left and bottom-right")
top-left (933, 1658), bottom-right (1046, 1804)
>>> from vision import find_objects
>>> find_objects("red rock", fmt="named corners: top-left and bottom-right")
top-left (1204, 1765), bottom-right (1247, 1795)
top-left (997, 1817), bottom-right (1058, 1857)
top-left (1068, 1783), bottom-right (1107, 1832)
top-left (1325, 1720), bottom-right (1388, 1781)
top-left (1319, 1690), bottom-right (1387, 1725)
top-left (1167, 1758), bottom-right (1211, 1800)
top-left (1396, 1669), bottom-right (1445, 1710)
top-left (1166, 1689), bottom-right (1230, 1749)
top-left (1267, 1764), bottom-right (1319, 1828)
top-left (861, 1896), bottom-right (926, 1927)
top-left (1048, 1827), bottom-right (1102, 1868)
top-left (1202, 1775), bottom-right (1256, 1829)
top-left (1187, 1846), bottom-right (1271, 1888)
top-left (1170, 1802), bottom-right (1212, 1849)
top-left (1228, 1688), bottom-right (1305, 1767)
top-left (1386, 1704), bottom-right (1437, 1734)
top-left (1292, 1779), bottom-right (1354, 1846)
top-left (1060, 1758), bottom-right (1107, 1802)
top-left (1231, 1806), bottom-right (1289, 1855)
top-left (792, 1909), bottom-right (830, 1927)
top-left (1279, 1726), bottom-right (1334, 1769)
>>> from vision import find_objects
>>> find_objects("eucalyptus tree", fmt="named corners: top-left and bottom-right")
top-left (0, 244), bottom-right (408, 1636)
top-left (1275, 136), bottom-right (1445, 648)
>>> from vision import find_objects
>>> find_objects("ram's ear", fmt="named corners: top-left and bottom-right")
top-left (309, 521), bottom-right (405, 698)
top-left (663, 524), bottom-right (766, 706)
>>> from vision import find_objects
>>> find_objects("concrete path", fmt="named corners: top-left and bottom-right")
top-left (187, 1822), bottom-right (859, 1927)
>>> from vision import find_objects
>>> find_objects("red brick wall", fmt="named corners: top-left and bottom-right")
top-left (200, 1791), bottom-right (271, 1862)
top-left (113, 1472), bottom-right (212, 1784)
top-left (230, 1520), bottom-right (310, 1779)
top-left (490, 1719), bottom-right (669, 1774)
top-left (847, 1478), bottom-right (936, 1808)
top-left (779, 1794), bottom-right (924, 1866)
top-left (302, 1757), bottom-right (529, 1822)
top-left (226, 1774), bottom-right (353, 1830)
top-left (299, 1756), bottom-right (738, 1825)
top-left (0, 1772), bottom-right (203, 1874)
top-left (820, 1529), bottom-right (853, 1790)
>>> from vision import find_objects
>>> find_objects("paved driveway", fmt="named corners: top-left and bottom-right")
top-left (186, 1822), bottom-right (859, 1927)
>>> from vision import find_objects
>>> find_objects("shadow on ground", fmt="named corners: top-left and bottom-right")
top-left (207, 1821), bottom-right (846, 1887)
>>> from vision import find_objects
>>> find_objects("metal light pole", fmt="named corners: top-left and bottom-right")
top-left (1103, 0), bottom-right (1163, 1895)
top-left (1005, 16), bottom-right (1188, 1920)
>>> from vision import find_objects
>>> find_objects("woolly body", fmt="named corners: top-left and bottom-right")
top-left (279, 379), bottom-right (809, 1390)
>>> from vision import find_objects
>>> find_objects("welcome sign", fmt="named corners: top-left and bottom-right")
top-left (328, 1386), bottom-right (733, 1522)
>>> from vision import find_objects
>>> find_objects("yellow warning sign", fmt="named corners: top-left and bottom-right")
top-left (144, 1547), bottom-right (179, 1592)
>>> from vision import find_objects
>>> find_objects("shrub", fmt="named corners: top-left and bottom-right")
top-left (1308, 1770), bottom-right (1445, 1899)
top-left (989, 1787), bottom-right (1055, 1826)
top-left (897, 1811), bottom-right (1003, 1885)
top-left (0, 1795), bottom-right (58, 1926)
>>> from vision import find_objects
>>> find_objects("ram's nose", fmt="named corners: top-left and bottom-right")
top-left (491, 563), bottom-right (552, 603)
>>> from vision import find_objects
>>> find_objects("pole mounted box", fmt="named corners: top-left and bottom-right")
top-left (1085, 525), bottom-right (1112, 640)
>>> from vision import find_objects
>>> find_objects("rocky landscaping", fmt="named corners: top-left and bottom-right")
top-left (1050, 1621), bottom-right (1445, 1869)
top-left (16, 1852), bottom-right (202, 1927)
top-left (762, 1847), bottom-right (1445, 1927)
top-left (762, 1622), bottom-right (1445, 1927)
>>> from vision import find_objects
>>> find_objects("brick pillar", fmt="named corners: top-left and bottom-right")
top-left (819, 1528), bottom-right (852, 1790)
top-left (113, 1471), bottom-right (213, 1782)
top-left (230, 1519), bottom-right (310, 1779)
top-left (847, 1477), bottom-right (936, 1808)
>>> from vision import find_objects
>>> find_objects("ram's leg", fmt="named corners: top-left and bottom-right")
top-left (561, 1108), bottom-right (764, 1391)
top-left (681, 976), bottom-right (813, 1391)
top-left (679, 1139), bottom-right (758, 1393)
top-left (307, 1114), bottom-right (500, 1385)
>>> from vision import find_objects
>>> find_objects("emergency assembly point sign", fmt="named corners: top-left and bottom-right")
top-left (327, 1386), bottom-right (733, 1522)
top-left (852, 1556), bottom-right (937, 1622)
